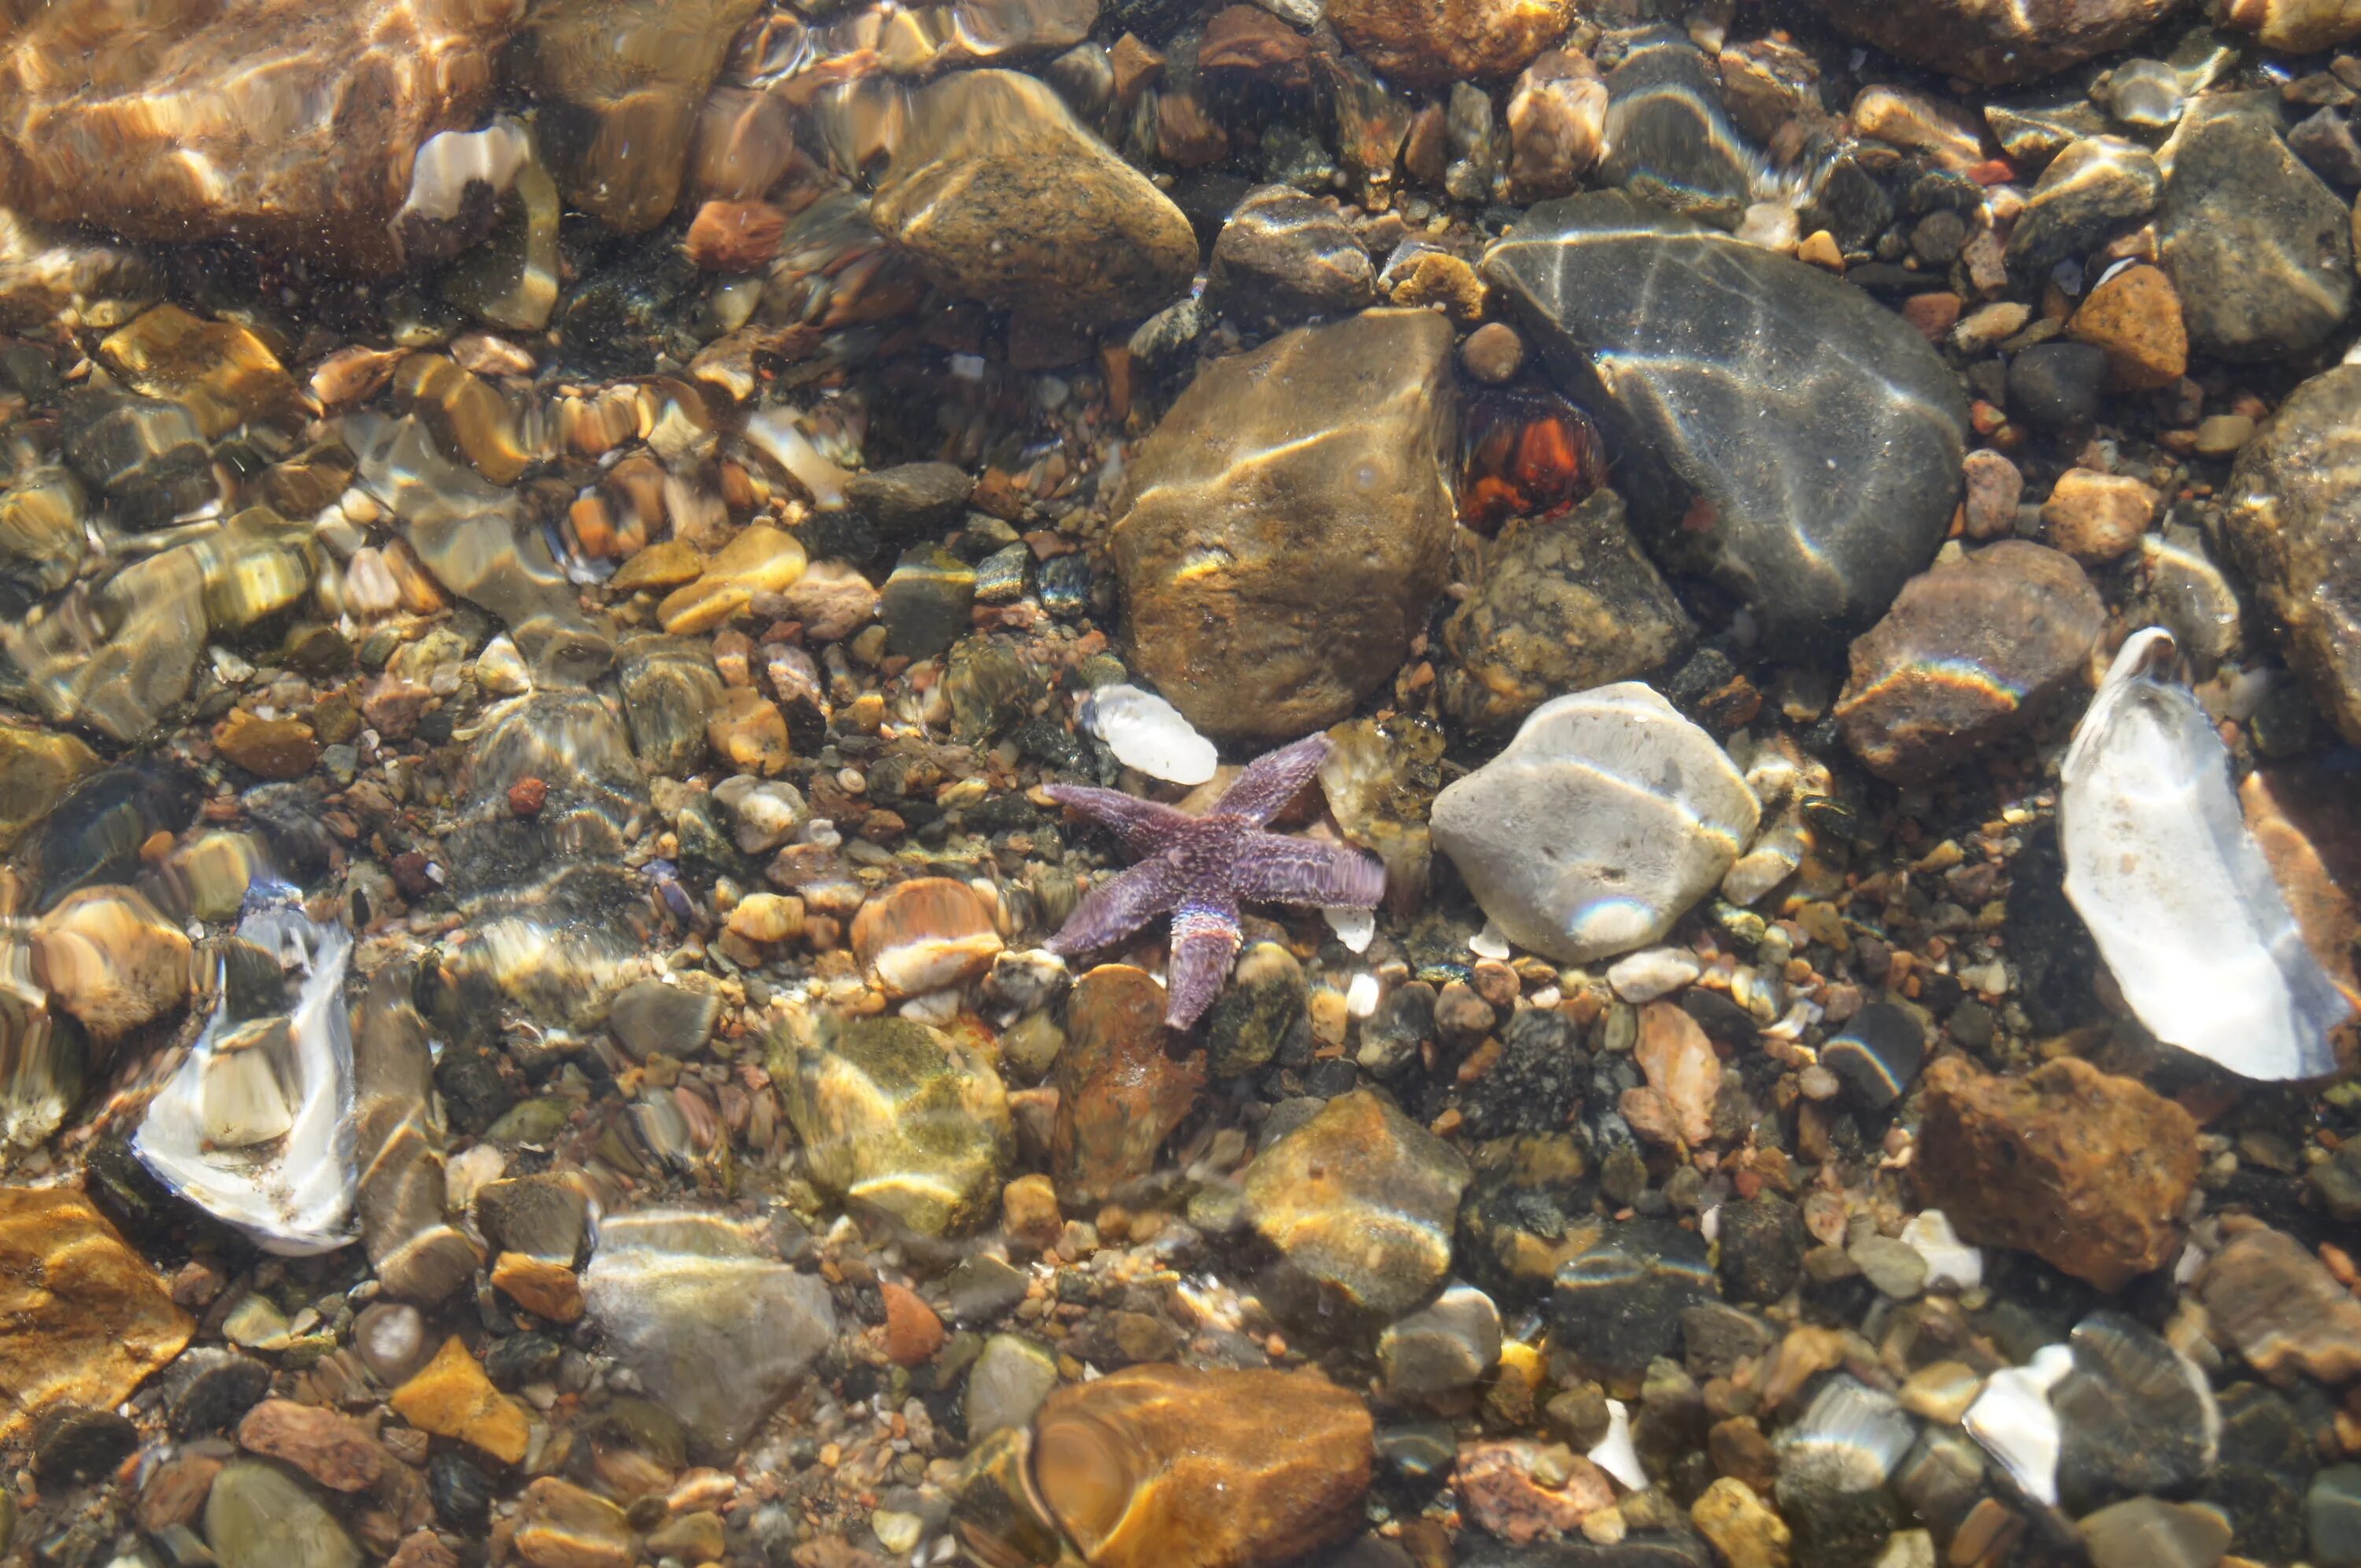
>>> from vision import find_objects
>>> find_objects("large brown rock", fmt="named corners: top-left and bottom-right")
top-left (1802, 0), bottom-right (2183, 86)
top-left (1915, 1054), bottom-right (2198, 1292)
top-left (2196, 1219), bottom-right (2361, 1385)
top-left (507, 0), bottom-right (763, 234)
top-left (0, 0), bottom-right (521, 273)
top-left (2225, 363), bottom-right (2361, 743)
top-left (1052, 965), bottom-right (1206, 1205)
top-left (1326, 0), bottom-right (1576, 86)
top-left (870, 70), bottom-right (1196, 327)
top-left (1835, 540), bottom-right (2104, 783)
top-left (1003, 1364), bottom-right (1372, 1568)
top-left (0, 1187), bottom-right (192, 1442)
top-left (1111, 308), bottom-right (1458, 742)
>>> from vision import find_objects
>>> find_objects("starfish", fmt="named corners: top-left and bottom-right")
top-left (1044, 734), bottom-right (1386, 1031)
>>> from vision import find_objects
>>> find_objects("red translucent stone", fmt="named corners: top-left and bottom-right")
top-left (1458, 386), bottom-right (1608, 529)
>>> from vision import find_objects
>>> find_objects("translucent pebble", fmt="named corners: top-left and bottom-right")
top-left (1964, 1343), bottom-right (2075, 1506)
top-left (1076, 683), bottom-right (1218, 786)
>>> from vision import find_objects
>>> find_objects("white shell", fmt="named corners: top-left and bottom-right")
top-left (1964, 1343), bottom-right (2075, 1506)
top-left (1589, 1399), bottom-right (1648, 1490)
top-left (2060, 629), bottom-right (2349, 1080)
top-left (1077, 683), bottom-right (1218, 786)
top-left (395, 117), bottom-right (530, 229)
top-left (135, 898), bottom-right (358, 1255)
top-left (1432, 684), bottom-right (1760, 963)
top-left (1323, 905), bottom-right (1376, 954)
top-left (1900, 1208), bottom-right (1983, 1292)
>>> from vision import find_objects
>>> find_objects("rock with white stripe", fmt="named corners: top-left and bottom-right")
top-left (1432, 684), bottom-right (1759, 964)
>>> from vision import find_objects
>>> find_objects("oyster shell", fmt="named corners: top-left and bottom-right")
top-left (2060, 628), bottom-right (2350, 1080)
top-left (134, 889), bottom-right (358, 1254)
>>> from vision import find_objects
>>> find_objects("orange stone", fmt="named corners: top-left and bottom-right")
top-left (685, 200), bottom-right (788, 271)
top-left (880, 1282), bottom-right (945, 1367)
top-left (0, 1188), bottom-right (192, 1444)
top-left (850, 877), bottom-right (1004, 998)
top-left (390, 1336), bottom-right (531, 1465)
top-left (491, 1253), bottom-right (586, 1324)
top-left (2069, 264), bottom-right (2188, 392)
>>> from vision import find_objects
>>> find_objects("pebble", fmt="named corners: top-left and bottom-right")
top-left (1835, 540), bottom-right (2104, 781)
top-left (1461, 322), bottom-right (1527, 384)
top-left (1960, 448), bottom-right (2026, 540)
top-left (1324, 0), bottom-right (1573, 85)
top-left (1483, 190), bottom-right (1968, 641)
top-left (2311, 1465), bottom-right (2361, 1568)
top-left (966, 1334), bottom-right (1062, 1437)
top-left (1243, 1090), bottom-right (1470, 1321)
top-left (1607, 947), bottom-right (1701, 1002)
top-left (2042, 469), bottom-right (2160, 563)
top-left (2068, 263), bottom-right (2189, 390)
top-left (1803, 0), bottom-right (2183, 83)
top-left (1692, 1475), bottom-right (1794, 1568)
top-left (2197, 1221), bottom-right (2361, 1385)
top-left (1378, 1283), bottom-right (1505, 1399)
top-left (2162, 104), bottom-right (2355, 360)
top-left (1716, 1195), bottom-right (1808, 1306)
top-left (1849, 1235), bottom-right (1930, 1299)
top-left (0, 1189), bottom-right (190, 1444)
top-left (1915, 1054), bottom-right (2198, 1291)
top-left (390, 1337), bottom-right (531, 1466)
top-left (1111, 308), bottom-right (1458, 741)
top-left (1053, 963), bottom-right (1206, 1202)
top-left (1506, 50), bottom-right (1610, 201)
top-left (1432, 684), bottom-right (1759, 963)
top-left (205, 1458), bottom-right (361, 1568)
top-left (2008, 341), bottom-right (2112, 430)
top-left (236, 1400), bottom-right (385, 1492)
top-left (513, 1476), bottom-right (634, 1568)
top-left (1204, 185), bottom-right (1376, 328)
top-left (852, 877), bottom-right (1003, 998)
top-left (2004, 136), bottom-right (2161, 279)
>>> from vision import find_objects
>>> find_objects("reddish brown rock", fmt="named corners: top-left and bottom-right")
top-left (1834, 541), bottom-right (2104, 783)
top-left (1052, 964), bottom-right (1206, 1204)
top-left (881, 1282), bottom-right (946, 1367)
top-left (0, 1188), bottom-right (192, 1443)
top-left (1631, 1001), bottom-right (1719, 1148)
top-left (1023, 1364), bottom-right (1372, 1568)
top-left (2196, 1220), bottom-right (2361, 1386)
top-left (135, 1451), bottom-right (222, 1533)
top-left (1804, 0), bottom-right (2183, 86)
top-left (1327, 0), bottom-right (1576, 86)
top-left (2043, 470), bottom-right (2160, 564)
top-left (1915, 1054), bottom-right (2198, 1291)
top-left (238, 1399), bottom-right (386, 1492)
top-left (1199, 5), bottom-right (1312, 91)
top-left (1456, 1439), bottom-right (1616, 1545)
top-left (2069, 264), bottom-right (2189, 393)
top-left (213, 710), bottom-right (321, 780)
top-left (685, 200), bottom-right (786, 271)
top-left (490, 1253), bottom-right (585, 1324)
top-left (0, 0), bottom-right (519, 272)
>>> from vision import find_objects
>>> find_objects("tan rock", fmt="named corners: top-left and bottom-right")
top-left (237, 1399), bottom-right (386, 1492)
top-left (1003, 1172), bottom-right (1064, 1253)
top-left (1692, 1475), bottom-right (1793, 1568)
top-left (779, 559), bottom-right (880, 642)
top-left (705, 687), bottom-right (791, 777)
top-left (0, 721), bottom-right (98, 854)
top-left (2069, 264), bottom-right (2188, 392)
top-left (390, 1337), bottom-right (530, 1465)
top-left (0, 0), bottom-right (517, 272)
top-left (514, 1475), bottom-right (634, 1568)
top-left (726, 892), bottom-right (805, 946)
top-left (31, 886), bottom-right (192, 1041)
top-left (870, 71), bottom-right (1197, 328)
top-left (2196, 1220), bottom-right (2361, 1385)
top-left (1112, 308), bottom-right (1458, 741)
top-left (2042, 469), bottom-right (2159, 563)
top-left (491, 1253), bottom-right (586, 1323)
top-left (1507, 50), bottom-right (1609, 201)
top-left (659, 523), bottom-right (807, 635)
top-left (851, 878), bottom-right (1003, 997)
top-left (1915, 1054), bottom-right (2197, 1291)
top-left (1632, 1002), bottom-right (1720, 1148)
top-left (1010, 1364), bottom-right (1372, 1568)
top-left (1806, 0), bottom-right (2184, 85)
top-left (97, 304), bottom-right (305, 438)
top-left (213, 710), bottom-right (321, 780)
top-left (2219, 0), bottom-right (2361, 52)
top-left (0, 1187), bottom-right (192, 1443)
top-left (685, 199), bottom-right (786, 271)
top-left (1328, 0), bottom-right (1576, 85)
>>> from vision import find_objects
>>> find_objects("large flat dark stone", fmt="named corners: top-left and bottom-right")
top-left (1482, 190), bottom-right (1968, 645)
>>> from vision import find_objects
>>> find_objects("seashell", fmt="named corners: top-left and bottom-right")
top-left (1432, 684), bottom-right (1760, 964)
top-left (2060, 628), bottom-right (2350, 1079)
top-left (1077, 683), bottom-right (1217, 786)
top-left (1964, 1343), bottom-right (2075, 1506)
top-left (1779, 1374), bottom-right (1917, 1492)
top-left (134, 889), bottom-right (359, 1255)
top-left (851, 877), bottom-right (1004, 998)
top-left (391, 117), bottom-right (531, 264)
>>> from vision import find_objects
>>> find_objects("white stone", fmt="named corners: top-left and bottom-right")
top-left (1590, 1399), bottom-right (1647, 1490)
top-left (1469, 921), bottom-right (1512, 961)
top-left (475, 633), bottom-right (532, 696)
top-left (1606, 946), bottom-right (1701, 1002)
top-left (1432, 684), bottom-right (1760, 963)
top-left (135, 898), bottom-right (358, 1254)
top-left (1964, 1343), bottom-right (2075, 1506)
top-left (1346, 972), bottom-right (1381, 1018)
top-left (1076, 683), bottom-right (1218, 786)
top-left (2060, 629), bottom-right (2349, 1079)
top-left (394, 116), bottom-right (529, 231)
top-left (744, 405), bottom-right (850, 509)
top-left (1901, 1209), bottom-right (1983, 1292)
top-left (715, 775), bottom-right (811, 854)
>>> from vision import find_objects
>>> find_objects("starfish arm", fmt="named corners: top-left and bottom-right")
top-left (1213, 733), bottom-right (1332, 826)
top-left (1166, 894), bottom-right (1242, 1032)
top-left (1044, 783), bottom-right (1192, 859)
top-left (1230, 832), bottom-right (1387, 909)
top-left (1046, 854), bottom-right (1185, 956)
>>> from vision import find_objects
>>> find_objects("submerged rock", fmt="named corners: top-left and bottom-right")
top-left (1242, 1089), bottom-right (1469, 1321)
top-left (1110, 308), bottom-right (1458, 741)
top-left (870, 70), bottom-right (1196, 327)
top-left (1442, 489), bottom-right (1694, 736)
top-left (1432, 684), bottom-right (1759, 964)
top-left (2060, 629), bottom-right (2349, 1080)
top-left (581, 1208), bottom-right (836, 1454)
top-left (2162, 107), bottom-right (2354, 362)
top-left (0, 0), bottom-right (519, 272)
top-left (1835, 541), bottom-right (2103, 784)
top-left (2225, 363), bottom-right (2361, 743)
top-left (1325, 0), bottom-right (1574, 85)
top-left (1915, 1053), bottom-right (2197, 1292)
top-left (1801, 0), bottom-right (2182, 85)
top-left (1051, 964), bottom-right (1204, 1203)
top-left (0, 1187), bottom-right (191, 1443)
top-left (773, 1012), bottom-right (1013, 1238)
top-left (1483, 191), bottom-right (1968, 645)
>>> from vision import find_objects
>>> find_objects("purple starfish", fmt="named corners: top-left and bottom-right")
top-left (1044, 734), bottom-right (1387, 1031)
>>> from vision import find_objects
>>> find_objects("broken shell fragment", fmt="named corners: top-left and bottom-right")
top-left (134, 890), bottom-right (359, 1254)
top-left (2060, 628), bottom-right (2350, 1080)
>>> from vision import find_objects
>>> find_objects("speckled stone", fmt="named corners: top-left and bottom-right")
top-left (1243, 1090), bottom-right (1470, 1321)
top-left (2226, 364), bottom-right (2361, 743)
